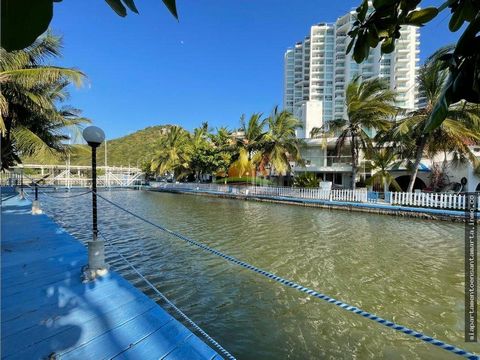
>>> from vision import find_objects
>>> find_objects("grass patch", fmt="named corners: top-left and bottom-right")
top-left (214, 176), bottom-right (273, 186)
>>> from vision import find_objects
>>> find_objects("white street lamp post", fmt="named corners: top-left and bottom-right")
top-left (82, 126), bottom-right (108, 280)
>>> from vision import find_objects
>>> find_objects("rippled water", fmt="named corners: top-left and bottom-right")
top-left (37, 189), bottom-right (478, 359)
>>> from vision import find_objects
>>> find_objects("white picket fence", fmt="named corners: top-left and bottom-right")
top-left (390, 191), bottom-right (480, 210)
top-left (248, 186), bottom-right (369, 202)
top-left (151, 182), bottom-right (480, 211)
top-left (151, 182), bottom-right (370, 203)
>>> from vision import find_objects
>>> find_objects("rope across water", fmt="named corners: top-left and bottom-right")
top-left (99, 232), bottom-right (236, 360)
top-left (21, 177), bottom-right (92, 199)
top-left (94, 192), bottom-right (479, 360)
top-left (23, 186), bottom-right (234, 358)
top-left (38, 189), bottom-right (92, 199)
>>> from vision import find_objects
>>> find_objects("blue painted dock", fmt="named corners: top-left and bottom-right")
top-left (1, 191), bottom-right (223, 360)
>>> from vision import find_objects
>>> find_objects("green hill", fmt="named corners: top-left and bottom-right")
top-left (23, 125), bottom-right (171, 167)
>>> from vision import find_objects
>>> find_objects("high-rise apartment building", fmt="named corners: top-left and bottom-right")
top-left (284, 9), bottom-right (420, 138)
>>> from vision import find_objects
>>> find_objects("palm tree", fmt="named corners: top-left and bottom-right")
top-left (150, 125), bottom-right (192, 180)
top-left (365, 147), bottom-right (402, 193)
top-left (209, 127), bottom-right (234, 182)
top-left (260, 106), bottom-right (303, 181)
top-left (231, 113), bottom-right (266, 177)
top-left (1, 32), bottom-right (88, 170)
top-left (239, 113), bottom-right (266, 148)
top-left (311, 76), bottom-right (397, 190)
top-left (391, 47), bottom-right (480, 192)
top-left (293, 172), bottom-right (319, 188)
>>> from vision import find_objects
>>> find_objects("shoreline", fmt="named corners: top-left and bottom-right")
top-left (149, 187), bottom-right (478, 222)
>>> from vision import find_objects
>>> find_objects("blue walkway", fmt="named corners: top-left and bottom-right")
top-left (1, 191), bottom-right (222, 360)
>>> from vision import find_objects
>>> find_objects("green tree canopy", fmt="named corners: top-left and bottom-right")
top-left (348, 0), bottom-right (480, 131)
top-left (260, 106), bottom-right (303, 176)
top-left (387, 47), bottom-right (480, 192)
top-left (1, 32), bottom-right (89, 170)
top-left (364, 147), bottom-right (402, 193)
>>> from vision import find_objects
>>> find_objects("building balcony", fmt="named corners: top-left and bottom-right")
top-left (293, 156), bottom-right (353, 173)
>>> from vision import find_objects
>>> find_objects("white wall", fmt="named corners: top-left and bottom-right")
top-left (295, 100), bottom-right (323, 139)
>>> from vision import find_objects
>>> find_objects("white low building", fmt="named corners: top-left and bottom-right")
top-left (292, 140), bottom-right (480, 192)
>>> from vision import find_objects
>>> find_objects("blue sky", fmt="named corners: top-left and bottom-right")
top-left (51, 0), bottom-right (460, 139)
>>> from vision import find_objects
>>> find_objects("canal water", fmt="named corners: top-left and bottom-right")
top-left (39, 189), bottom-right (478, 359)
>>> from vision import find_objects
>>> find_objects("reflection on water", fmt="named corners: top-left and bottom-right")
top-left (39, 189), bottom-right (478, 359)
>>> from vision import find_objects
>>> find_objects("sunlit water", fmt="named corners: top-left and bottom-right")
top-left (36, 189), bottom-right (478, 359)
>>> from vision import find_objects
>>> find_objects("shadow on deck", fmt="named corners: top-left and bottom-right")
top-left (1, 191), bottom-right (222, 360)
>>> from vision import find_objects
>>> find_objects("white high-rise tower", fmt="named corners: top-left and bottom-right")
top-left (284, 9), bottom-right (420, 139)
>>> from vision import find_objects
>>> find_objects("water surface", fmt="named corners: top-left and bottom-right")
top-left (39, 189), bottom-right (478, 359)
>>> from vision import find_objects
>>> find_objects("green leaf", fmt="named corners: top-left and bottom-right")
top-left (367, 25), bottom-right (380, 47)
top-left (353, 32), bottom-right (370, 63)
top-left (451, 57), bottom-right (480, 103)
top-left (449, 5), bottom-right (465, 31)
top-left (348, 28), bottom-right (359, 37)
top-left (381, 37), bottom-right (395, 53)
top-left (162, 0), bottom-right (178, 19)
top-left (438, 0), bottom-right (456, 12)
top-left (372, 0), bottom-right (397, 10)
top-left (404, 7), bottom-right (438, 25)
top-left (346, 38), bottom-right (355, 54)
top-left (400, 0), bottom-right (422, 11)
top-left (424, 76), bottom-right (454, 132)
top-left (1, 0), bottom-right (53, 51)
top-left (377, 29), bottom-right (390, 38)
top-left (455, 16), bottom-right (480, 56)
top-left (122, 0), bottom-right (139, 13)
top-left (356, 0), bottom-right (369, 22)
top-left (425, 96), bottom-right (448, 132)
top-left (105, 0), bottom-right (127, 17)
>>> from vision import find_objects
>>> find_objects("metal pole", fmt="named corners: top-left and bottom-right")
top-left (92, 146), bottom-right (98, 241)
top-left (66, 134), bottom-right (71, 190)
top-left (67, 142), bottom-right (71, 190)
top-left (85, 143), bottom-right (107, 280)
top-left (20, 168), bottom-right (24, 199)
top-left (105, 140), bottom-right (108, 187)
top-left (32, 182), bottom-right (41, 214)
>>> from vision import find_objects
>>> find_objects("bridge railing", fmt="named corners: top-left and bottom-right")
top-left (0, 170), bottom-right (143, 188)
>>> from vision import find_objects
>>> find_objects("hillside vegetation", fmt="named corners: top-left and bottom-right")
top-left (23, 125), bottom-right (171, 167)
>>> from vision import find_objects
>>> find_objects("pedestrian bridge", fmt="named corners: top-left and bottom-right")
top-left (3, 164), bottom-right (143, 188)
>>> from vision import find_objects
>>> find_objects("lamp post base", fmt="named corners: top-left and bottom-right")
top-left (82, 240), bottom-right (108, 282)
top-left (32, 200), bottom-right (42, 215)
top-left (82, 266), bottom-right (109, 282)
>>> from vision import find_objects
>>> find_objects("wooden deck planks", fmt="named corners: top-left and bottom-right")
top-left (1, 193), bottom-right (223, 360)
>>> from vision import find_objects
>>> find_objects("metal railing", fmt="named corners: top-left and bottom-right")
top-left (0, 170), bottom-right (143, 188)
